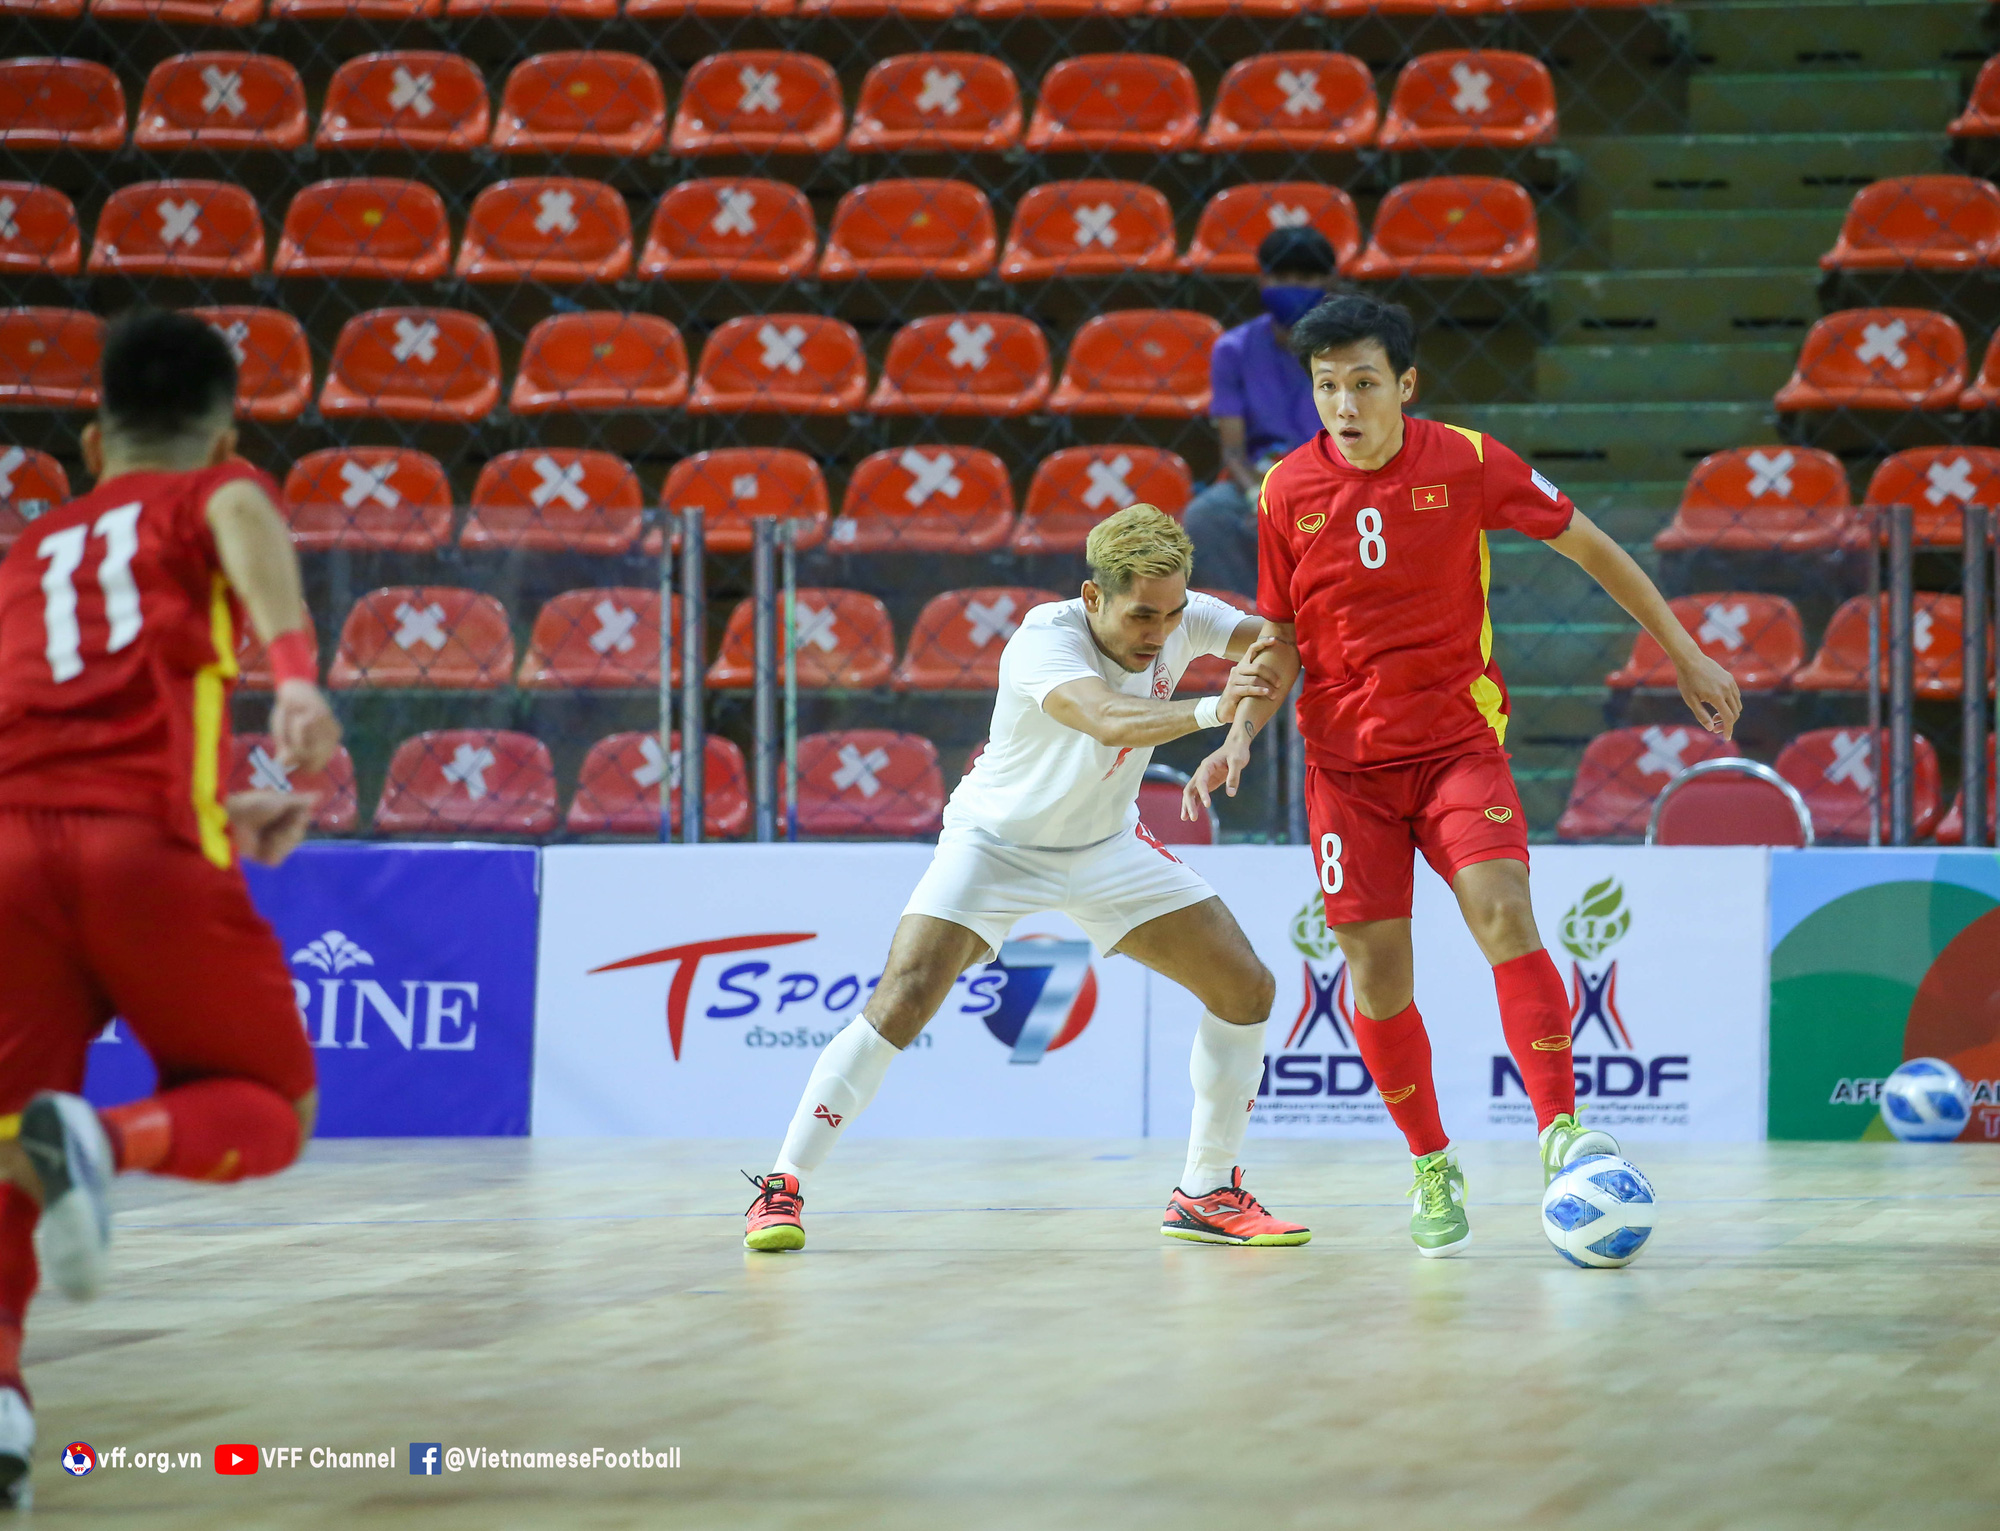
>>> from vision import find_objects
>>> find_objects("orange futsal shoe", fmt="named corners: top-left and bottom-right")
top-left (742, 1171), bottom-right (805, 1252)
top-left (1162, 1168), bottom-right (1311, 1246)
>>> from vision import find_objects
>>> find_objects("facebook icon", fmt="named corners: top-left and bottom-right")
top-left (410, 1444), bottom-right (442, 1476)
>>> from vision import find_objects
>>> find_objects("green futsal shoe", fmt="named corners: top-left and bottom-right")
top-left (1409, 1149), bottom-right (1471, 1258)
top-left (1538, 1113), bottom-right (1621, 1188)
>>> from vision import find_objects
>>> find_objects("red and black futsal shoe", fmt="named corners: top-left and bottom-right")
top-left (1162, 1168), bottom-right (1311, 1246)
top-left (742, 1171), bottom-right (805, 1252)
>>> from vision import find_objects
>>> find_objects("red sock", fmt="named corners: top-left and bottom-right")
top-left (1351, 1002), bottom-right (1449, 1157)
top-left (1494, 949), bottom-right (1578, 1130)
top-left (0, 1185), bottom-right (38, 1403)
top-left (100, 1079), bottom-right (302, 1183)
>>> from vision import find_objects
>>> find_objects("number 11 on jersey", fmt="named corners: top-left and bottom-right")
top-left (38, 502), bottom-right (145, 683)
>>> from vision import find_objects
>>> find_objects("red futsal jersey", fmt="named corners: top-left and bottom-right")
top-left (1257, 416), bottom-right (1575, 770)
top-left (0, 462), bottom-right (273, 868)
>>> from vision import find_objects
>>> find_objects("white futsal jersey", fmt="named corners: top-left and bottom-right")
top-left (944, 593), bottom-right (1242, 849)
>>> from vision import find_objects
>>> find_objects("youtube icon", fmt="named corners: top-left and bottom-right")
top-left (215, 1445), bottom-right (259, 1476)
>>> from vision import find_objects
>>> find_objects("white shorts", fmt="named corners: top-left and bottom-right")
top-left (901, 819), bottom-right (1216, 959)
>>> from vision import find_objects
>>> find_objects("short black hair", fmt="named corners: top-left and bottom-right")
top-left (1257, 227), bottom-right (1338, 279)
top-left (100, 308), bottom-right (237, 442)
top-left (1287, 292), bottom-right (1418, 376)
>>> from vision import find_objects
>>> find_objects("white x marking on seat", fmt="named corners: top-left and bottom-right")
top-left (712, 188), bottom-right (757, 237)
top-left (248, 743), bottom-right (293, 792)
top-left (1698, 602), bottom-right (1749, 651)
top-left (156, 199), bottom-right (202, 248)
top-left (964, 594), bottom-right (1020, 647)
top-left (391, 317), bottom-right (439, 364)
top-left (529, 455), bottom-right (588, 510)
top-left (534, 189), bottom-right (578, 236)
top-left (1266, 202), bottom-right (1310, 230)
top-left (1924, 455), bottom-right (1977, 505)
top-left (915, 67), bottom-right (963, 117)
top-left (1914, 607), bottom-right (1934, 652)
top-left (339, 458), bottom-right (401, 510)
top-left (898, 449), bottom-right (962, 507)
top-left (632, 734), bottom-right (677, 791)
top-left (1449, 62), bottom-right (1492, 114)
top-left (200, 66), bottom-right (246, 118)
top-left (442, 742), bottom-right (495, 800)
top-left (1082, 454), bottom-right (1136, 508)
top-left (1745, 449), bottom-right (1794, 499)
top-left (738, 66), bottom-right (781, 114)
top-left (0, 197), bottom-right (18, 241)
top-left (1825, 730), bottom-right (1874, 791)
top-left (1635, 725), bottom-right (1693, 778)
top-left (795, 603), bottom-right (839, 653)
top-left (214, 320), bottom-right (249, 366)
top-left (729, 473), bottom-right (760, 500)
top-left (1072, 203), bottom-right (1118, 250)
top-left (832, 743), bottom-right (890, 797)
top-left (392, 601), bottom-right (448, 651)
top-left (1856, 319), bottom-right (1909, 369)
top-left (388, 67), bottom-right (435, 118)
top-left (0, 446), bottom-right (23, 499)
top-left (589, 599), bottom-right (640, 654)
top-left (1276, 69), bottom-right (1323, 118)
top-left (946, 319), bottom-right (993, 371)
top-left (758, 323), bottom-right (808, 375)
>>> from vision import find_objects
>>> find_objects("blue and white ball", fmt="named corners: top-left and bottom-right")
top-left (1541, 1155), bottom-right (1656, 1268)
top-left (1880, 1057), bottom-right (1971, 1143)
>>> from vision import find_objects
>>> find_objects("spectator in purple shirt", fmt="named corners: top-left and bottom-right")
top-left (1184, 228), bottom-right (1341, 598)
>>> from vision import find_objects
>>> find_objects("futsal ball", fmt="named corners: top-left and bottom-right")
top-left (1880, 1058), bottom-right (1972, 1143)
top-left (1541, 1155), bottom-right (1656, 1268)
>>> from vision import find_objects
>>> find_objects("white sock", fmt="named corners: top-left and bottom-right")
top-left (1181, 1012), bottom-right (1267, 1194)
top-left (772, 1016), bottom-right (900, 1187)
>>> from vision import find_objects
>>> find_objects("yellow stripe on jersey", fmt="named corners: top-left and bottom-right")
top-left (191, 572), bottom-right (239, 869)
top-left (1438, 422), bottom-right (1485, 462)
top-left (1256, 459), bottom-right (1283, 517)
top-left (1469, 530), bottom-right (1508, 747)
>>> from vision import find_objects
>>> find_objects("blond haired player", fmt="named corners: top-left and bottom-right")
top-left (744, 507), bottom-right (1309, 1250)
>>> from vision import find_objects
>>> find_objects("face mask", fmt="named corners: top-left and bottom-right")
top-left (1261, 285), bottom-right (1323, 328)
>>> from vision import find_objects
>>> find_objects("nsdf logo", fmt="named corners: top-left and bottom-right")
top-left (1256, 895), bottom-right (1381, 1125)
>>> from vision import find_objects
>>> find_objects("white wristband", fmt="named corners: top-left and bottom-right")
top-left (1193, 694), bottom-right (1225, 730)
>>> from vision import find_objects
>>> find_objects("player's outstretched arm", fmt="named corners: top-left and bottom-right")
top-left (207, 479), bottom-right (342, 774)
top-left (1043, 658), bottom-right (1276, 750)
top-left (1548, 510), bottom-right (1742, 740)
top-left (1183, 623), bottom-right (1301, 819)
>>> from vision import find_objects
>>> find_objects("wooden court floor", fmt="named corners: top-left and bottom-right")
top-left (19, 1138), bottom-right (2000, 1530)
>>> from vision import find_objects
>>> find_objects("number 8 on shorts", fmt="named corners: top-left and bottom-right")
top-left (1318, 832), bottom-right (1344, 895)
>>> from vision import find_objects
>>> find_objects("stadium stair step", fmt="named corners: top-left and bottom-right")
top-left (1677, 0), bottom-right (1992, 76)
top-left (1570, 134), bottom-right (1949, 216)
top-left (1607, 210), bottom-right (1848, 270)
top-left (1534, 341), bottom-right (1803, 404)
top-left (1437, 403), bottom-right (1772, 483)
top-left (1688, 70), bottom-right (1964, 135)
top-left (1546, 270), bottom-right (1822, 347)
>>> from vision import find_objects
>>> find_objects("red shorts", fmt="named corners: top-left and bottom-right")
top-left (0, 811), bottom-right (315, 1116)
top-left (1305, 751), bottom-right (1530, 925)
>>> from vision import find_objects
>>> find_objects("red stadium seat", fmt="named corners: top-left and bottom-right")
top-left (1774, 728), bottom-right (1941, 844)
top-left (1957, 331), bottom-right (2000, 410)
top-left (625, 0), bottom-right (790, 19)
top-left (329, 586), bottom-right (515, 689)
top-left (446, 0), bottom-right (612, 17)
top-left (847, 55), bottom-right (1021, 155)
top-left (1199, 53), bottom-right (1378, 154)
top-left (1649, 760), bottom-right (1812, 848)
top-left (688, 316), bottom-right (868, 415)
top-left (975, 0), bottom-right (1142, 17)
top-left (1554, 725), bottom-right (1735, 842)
top-left (93, 0), bottom-right (263, 25)
top-left (566, 732), bottom-right (750, 839)
top-left (0, 446), bottom-right (70, 552)
top-left (461, 448), bottom-right (643, 553)
top-left (517, 588), bottom-right (675, 688)
top-left (227, 734), bottom-right (358, 833)
top-left (0, 308), bottom-right (102, 410)
top-left (831, 446), bottom-right (1017, 554)
top-left (320, 308), bottom-right (501, 423)
top-left (668, 53), bottom-right (843, 158)
top-left (1377, 51), bottom-right (1557, 151)
top-left (1350, 176), bottom-right (1538, 278)
top-left (1862, 447), bottom-right (2000, 547)
top-left (799, 0), bottom-right (955, 16)
top-left (1138, 766), bottom-right (1215, 845)
top-left (1012, 445), bottom-right (1192, 553)
top-left (708, 589), bottom-right (895, 689)
top-left (492, 53), bottom-right (666, 158)
top-left (191, 306), bottom-right (311, 422)
top-left (1178, 587), bottom-right (1256, 693)
top-left (134, 53), bottom-right (306, 152)
top-left (235, 620), bottom-right (320, 690)
top-left (1949, 56), bottom-right (2000, 139)
top-left (1773, 308), bottom-right (1966, 412)
top-left (0, 0), bottom-right (83, 19)
top-left (1000, 181), bottom-right (1177, 281)
top-left (1653, 446), bottom-right (1856, 554)
top-left (1793, 593), bottom-right (1971, 700)
top-left (510, 312), bottom-right (689, 415)
top-left (0, 184), bottom-right (81, 276)
top-left (273, 0), bottom-right (442, 19)
top-left (457, 178), bottom-right (632, 284)
top-left (1048, 310), bottom-right (1222, 417)
top-left (0, 60), bottom-right (126, 152)
top-left (894, 586), bottom-right (1064, 689)
top-left (1024, 56), bottom-right (1201, 154)
top-left (793, 730), bottom-right (943, 838)
top-left (374, 730), bottom-right (557, 836)
top-left (1324, 0), bottom-right (1496, 16)
top-left (1821, 176), bottom-right (2000, 271)
top-left (1148, 0), bottom-right (1309, 16)
top-left (1605, 592), bottom-right (1804, 691)
top-left (87, 181), bottom-right (265, 278)
top-left (1179, 183), bottom-right (1361, 276)
top-left (274, 178), bottom-right (451, 281)
top-left (819, 179), bottom-right (996, 281)
top-left (637, 178), bottom-right (817, 283)
top-left (1936, 738), bottom-right (1995, 845)
top-left (868, 314), bottom-right (1051, 416)
top-left (281, 447), bottom-right (453, 552)
top-left (315, 53), bottom-right (488, 153)
top-left (653, 447), bottom-right (831, 554)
